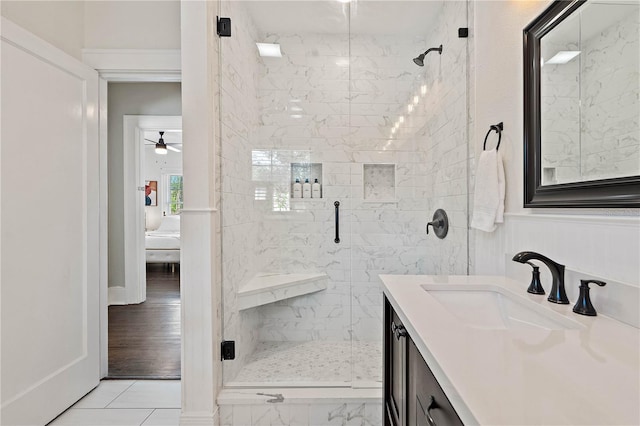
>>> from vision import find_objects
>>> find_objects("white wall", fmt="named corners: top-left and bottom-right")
top-left (1, 0), bottom-right (85, 59)
top-left (472, 1), bottom-right (639, 323)
top-left (108, 82), bottom-right (182, 288)
top-left (84, 1), bottom-right (180, 49)
top-left (1, 0), bottom-right (180, 57)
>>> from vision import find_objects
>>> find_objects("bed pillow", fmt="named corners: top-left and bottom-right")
top-left (156, 215), bottom-right (180, 232)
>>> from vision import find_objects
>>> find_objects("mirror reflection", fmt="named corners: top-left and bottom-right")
top-left (540, 1), bottom-right (639, 186)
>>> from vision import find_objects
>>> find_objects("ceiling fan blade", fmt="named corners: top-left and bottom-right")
top-left (145, 138), bottom-right (157, 143)
top-left (167, 146), bottom-right (181, 153)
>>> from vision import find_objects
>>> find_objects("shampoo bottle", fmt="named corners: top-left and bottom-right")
top-left (302, 178), bottom-right (312, 198)
top-left (292, 178), bottom-right (302, 198)
top-left (312, 178), bottom-right (321, 198)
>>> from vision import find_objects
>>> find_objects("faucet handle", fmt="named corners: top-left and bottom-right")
top-left (583, 279), bottom-right (606, 287)
top-left (573, 279), bottom-right (606, 316)
top-left (524, 261), bottom-right (545, 295)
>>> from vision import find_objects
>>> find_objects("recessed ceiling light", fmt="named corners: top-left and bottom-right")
top-left (546, 51), bottom-right (580, 65)
top-left (256, 43), bottom-right (282, 58)
top-left (337, 0), bottom-right (351, 3)
top-left (336, 58), bottom-right (349, 67)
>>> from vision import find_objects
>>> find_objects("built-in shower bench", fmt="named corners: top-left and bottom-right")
top-left (237, 272), bottom-right (328, 310)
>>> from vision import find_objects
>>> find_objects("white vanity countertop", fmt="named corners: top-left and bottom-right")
top-left (380, 274), bottom-right (640, 425)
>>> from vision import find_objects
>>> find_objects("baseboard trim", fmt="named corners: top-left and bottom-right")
top-left (180, 409), bottom-right (218, 426)
top-left (107, 286), bottom-right (127, 306)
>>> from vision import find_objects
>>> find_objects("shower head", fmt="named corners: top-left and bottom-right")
top-left (413, 45), bottom-right (443, 66)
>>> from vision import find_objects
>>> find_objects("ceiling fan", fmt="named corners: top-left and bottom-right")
top-left (145, 131), bottom-right (181, 154)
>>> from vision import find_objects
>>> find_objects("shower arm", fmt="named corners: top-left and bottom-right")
top-left (422, 45), bottom-right (443, 56)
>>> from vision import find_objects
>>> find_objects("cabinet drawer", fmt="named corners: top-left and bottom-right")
top-left (408, 339), bottom-right (463, 426)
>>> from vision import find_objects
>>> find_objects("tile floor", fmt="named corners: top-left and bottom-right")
top-left (48, 380), bottom-right (180, 426)
top-left (232, 341), bottom-right (382, 384)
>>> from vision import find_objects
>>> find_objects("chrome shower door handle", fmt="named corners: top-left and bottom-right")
top-left (334, 201), bottom-right (340, 244)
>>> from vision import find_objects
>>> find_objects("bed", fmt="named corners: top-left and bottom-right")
top-left (146, 215), bottom-right (180, 265)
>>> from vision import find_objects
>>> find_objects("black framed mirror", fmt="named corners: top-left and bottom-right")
top-left (523, 0), bottom-right (640, 207)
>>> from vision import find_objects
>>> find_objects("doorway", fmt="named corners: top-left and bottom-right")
top-left (105, 84), bottom-right (183, 378)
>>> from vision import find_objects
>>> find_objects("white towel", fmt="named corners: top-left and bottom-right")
top-left (471, 149), bottom-right (505, 232)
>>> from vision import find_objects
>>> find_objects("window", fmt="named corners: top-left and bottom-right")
top-left (166, 174), bottom-right (183, 215)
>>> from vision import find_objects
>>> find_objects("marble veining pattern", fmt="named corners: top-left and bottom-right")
top-left (220, 402), bottom-right (382, 426)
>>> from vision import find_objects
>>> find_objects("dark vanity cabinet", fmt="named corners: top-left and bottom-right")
top-left (384, 297), bottom-right (463, 426)
top-left (385, 299), bottom-right (407, 426)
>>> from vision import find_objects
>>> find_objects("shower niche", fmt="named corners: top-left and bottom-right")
top-left (291, 162), bottom-right (323, 199)
top-left (363, 163), bottom-right (396, 202)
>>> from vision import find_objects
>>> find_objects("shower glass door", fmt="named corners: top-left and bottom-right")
top-left (347, 1), bottom-right (470, 386)
top-left (219, 0), bottom-right (354, 386)
top-left (218, 0), bottom-right (470, 388)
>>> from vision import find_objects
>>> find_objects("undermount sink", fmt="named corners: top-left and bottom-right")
top-left (421, 284), bottom-right (583, 330)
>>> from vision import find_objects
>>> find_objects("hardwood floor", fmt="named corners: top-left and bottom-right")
top-left (108, 264), bottom-right (180, 378)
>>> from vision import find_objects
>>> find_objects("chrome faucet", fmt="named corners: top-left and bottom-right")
top-left (512, 251), bottom-right (569, 304)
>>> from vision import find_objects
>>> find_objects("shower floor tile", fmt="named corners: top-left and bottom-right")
top-left (232, 340), bottom-right (382, 384)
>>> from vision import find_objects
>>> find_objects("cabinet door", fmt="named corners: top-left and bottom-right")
top-left (384, 298), bottom-right (408, 426)
top-left (408, 339), bottom-right (463, 426)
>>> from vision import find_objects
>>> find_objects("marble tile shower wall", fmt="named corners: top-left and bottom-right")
top-left (581, 12), bottom-right (639, 180)
top-left (253, 31), bottom-right (435, 344)
top-left (349, 33), bottom-right (431, 342)
top-left (220, 402), bottom-right (383, 426)
top-left (255, 32), bottom-right (353, 343)
top-left (220, 0), bottom-right (262, 383)
top-left (253, 0), bottom-right (469, 345)
top-left (415, 0), bottom-right (469, 276)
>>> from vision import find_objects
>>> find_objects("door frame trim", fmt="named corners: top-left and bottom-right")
top-left (83, 48), bottom-right (181, 82)
top-left (122, 115), bottom-right (182, 307)
top-left (93, 49), bottom-right (182, 379)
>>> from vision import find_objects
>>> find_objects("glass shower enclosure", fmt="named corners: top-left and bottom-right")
top-left (218, 0), bottom-right (470, 388)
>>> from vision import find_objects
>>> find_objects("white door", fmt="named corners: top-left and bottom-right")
top-left (1, 18), bottom-right (100, 425)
